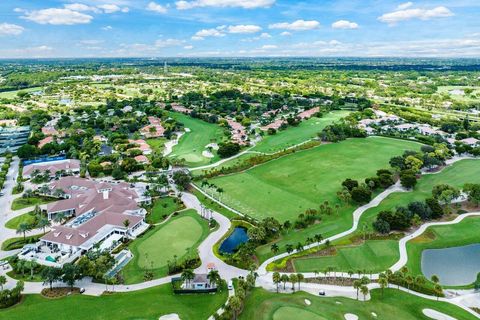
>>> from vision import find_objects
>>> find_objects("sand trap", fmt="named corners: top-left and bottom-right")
top-left (202, 150), bottom-right (214, 158)
top-left (184, 128), bottom-right (191, 132)
top-left (206, 143), bottom-right (219, 150)
top-left (423, 309), bottom-right (457, 320)
top-left (304, 299), bottom-right (311, 306)
top-left (371, 312), bottom-right (377, 318)
top-left (344, 314), bottom-right (358, 320)
top-left (159, 314), bottom-right (180, 320)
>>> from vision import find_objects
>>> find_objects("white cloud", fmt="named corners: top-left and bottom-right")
top-left (191, 36), bottom-right (204, 41)
top-left (397, 2), bottom-right (413, 10)
top-left (269, 20), bottom-right (320, 31)
top-left (332, 20), bottom-right (358, 29)
top-left (193, 27), bottom-right (226, 40)
top-left (379, 6), bottom-right (453, 25)
top-left (262, 44), bottom-right (277, 49)
top-left (97, 4), bottom-right (129, 13)
top-left (176, 0), bottom-right (275, 10)
top-left (155, 38), bottom-right (185, 47)
top-left (228, 24), bottom-right (261, 34)
top-left (64, 3), bottom-right (101, 13)
top-left (260, 32), bottom-right (271, 38)
top-left (0, 23), bottom-right (25, 36)
top-left (280, 31), bottom-right (291, 36)
top-left (146, 2), bottom-right (167, 13)
top-left (21, 8), bottom-right (93, 25)
top-left (184, 45), bottom-right (193, 49)
top-left (102, 25), bottom-right (113, 30)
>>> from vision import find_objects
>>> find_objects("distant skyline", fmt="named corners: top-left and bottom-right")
top-left (0, 0), bottom-right (479, 58)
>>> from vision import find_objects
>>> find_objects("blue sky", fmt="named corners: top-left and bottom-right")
top-left (0, 0), bottom-right (479, 58)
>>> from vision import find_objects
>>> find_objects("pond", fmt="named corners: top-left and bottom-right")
top-left (421, 243), bottom-right (480, 286)
top-left (219, 227), bottom-right (249, 254)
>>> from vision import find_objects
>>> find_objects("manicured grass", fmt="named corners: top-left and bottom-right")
top-left (168, 112), bottom-right (226, 167)
top-left (122, 209), bottom-right (210, 284)
top-left (0, 87), bottom-right (43, 99)
top-left (5, 211), bottom-right (36, 229)
top-left (190, 188), bottom-right (239, 220)
top-left (2, 234), bottom-right (45, 251)
top-left (11, 196), bottom-right (54, 211)
top-left (210, 137), bottom-right (421, 222)
top-left (253, 110), bottom-right (350, 153)
top-left (293, 239), bottom-right (400, 273)
top-left (406, 216), bottom-right (480, 281)
top-left (358, 159), bottom-right (480, 228)
top-left (285, 159), bottom-right (480, 272)
top-left (146, 196), bottom-right (185, 224)
top-left (146, 137), bottom-right (167, 153)
top-left (0, 283), bottom-right (227, 320)
top-left (240, 288), bottom-right (477, 320)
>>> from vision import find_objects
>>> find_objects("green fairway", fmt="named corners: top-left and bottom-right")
top-left (210, 137), bottom-right (421, 222)
top-left (0, 283), bottom-right (227, 320)
top-left (240, 288), bottom-right (477, 320)
top-left (0, 87), bottom-right (43, 99)
top-left (122, 210), bottom-right (209, 284)
top-left (358, 159), bottom-right (480, 228)
top-left (293, 239), bottom-right (400, 273)
top-left (285, 159), bottom-right (480, 272)
top-left (146, 196), bottom-right (185, 224)
top-left (168, 112), bottom-right (226, 166)
top-left (146, 137), bottom-right (167, 153)
top-left (253, 110), bottom-right (350, 153)
top-left (406, 216), bottom-right (480, 280)
top-left (5, 211), bottom-right (36, 229)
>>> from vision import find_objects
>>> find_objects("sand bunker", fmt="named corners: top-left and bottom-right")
top-left (423, 309), bottom-right (457, 320)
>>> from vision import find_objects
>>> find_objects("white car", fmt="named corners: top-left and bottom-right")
top-left (228, 281), bottom-right (233, 290)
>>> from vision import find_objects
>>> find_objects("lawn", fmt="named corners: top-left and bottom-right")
top-left (253, 110), bottom-right (350, 153)
top-left (0, 283), bottom-right (227, 320)
top-left (358, 159), bottom-right (480, 228)
top-left (122, 209), bottom-right (210, 284)
top-left (146, 196), bottom-right (185, 224)
top-left (11, 196), bottom-right (55, 211)
top-left (5, 211), bottom-right (36, 229)
top-left (0, 86), bottom-right (43, 99)
top-left (146, 137), bottom-right (167, 154)
top-left (168, 112), bottom-right (226, 167)
top-left (210, 137), bottom-right (421, 222)
top-left (293, 239), bottom-right (400, 273)
top-left (2, 233), bottom-right (45, 251)
top-left (240, 288), bottom-right (477, 320)
top-left (406, 216), bottom-right (480, 282)
top-left (285, 159), bottom-right (480, 272)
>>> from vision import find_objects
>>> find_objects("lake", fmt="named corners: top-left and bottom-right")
top-left (421, 243), bottom-right (480, 286)
top-left (219, 227), bottom-right (249, 254)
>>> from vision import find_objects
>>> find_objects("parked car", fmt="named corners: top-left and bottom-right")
top-left (79, 288), bottom-right (85, 294)
top-left (228, 281), bottom-right (233, 290)
top-left (318, 290), bottom-right (326, 296)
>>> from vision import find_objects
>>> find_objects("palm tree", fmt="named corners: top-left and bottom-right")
top-left (54, 212), bottom-right (66, 224)
top-left (270, 243), bottom-right (279, 254)
top-left (431, 274), bottom-right (440, 285)
top-left (353, 279), bottom-right (361, 300)
top-left (123, 219), bottom-right (130, 228)
top-left (314, 233), bottom-right (323, 244)
top-left (0, 275), bottom-right (6, 290)
top-left (360, 285), bottom-right (369, 301)
top-left (296, 273), bottom-right (304, 290)
top-left (415, 275), bottom-right (426, 291)
top-left (207, 270), bottom-right (221, 288)
top-left (405, 275), bottom-right (413, 292)
top-left (289, 274), bottom-right (297, 291)
top-left (228, 296), bottom-right (242, 320)
top-left (378, 277), bottom-right (388, 298)
top-left (285, 244), bottom-right (293, 254)
top-left (16, 223), bottom-right (32, 242)
top-left (37, 217), bottom-right (51, 233)
top-left (181, 269), bottom-right (195, 288)
top-left (272, 272), bottom-right (281, 293)
top-left (25, 260), bottom-right (37, 280)
top-left (434, 284), bottom-right (443, 301)
top-left (280, 274), bottom-right (289, 290)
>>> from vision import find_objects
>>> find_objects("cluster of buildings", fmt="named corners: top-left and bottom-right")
top-left (140, 116), bottom-right (165, 139)
top-left (226, 118), bottom-right (248, 146)
top-left (19, 174), bottom-right (150, 267)
top-left (259, 106), bottom-right (320, 132)
top-left (0, 125), bottom-right (30, 153)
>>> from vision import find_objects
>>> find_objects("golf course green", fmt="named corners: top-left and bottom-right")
top-left (240, 288), bottom-right (477, 320)
top-left (0, 283), bottom-right (227, 320)
top-left (168, 112), bottom-right (226, 166)
top-left (122, 209), bottom-right (209, 284)
top-left (253, 110), bottom-right (350, 153)
top-left (210, 136), bottom-right (422, 222)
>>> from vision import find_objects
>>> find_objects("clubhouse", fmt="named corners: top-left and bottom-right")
top-left (23, 159), bottom-right (81, 179)
top-left (20, 177), bottom-right (150, 266)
